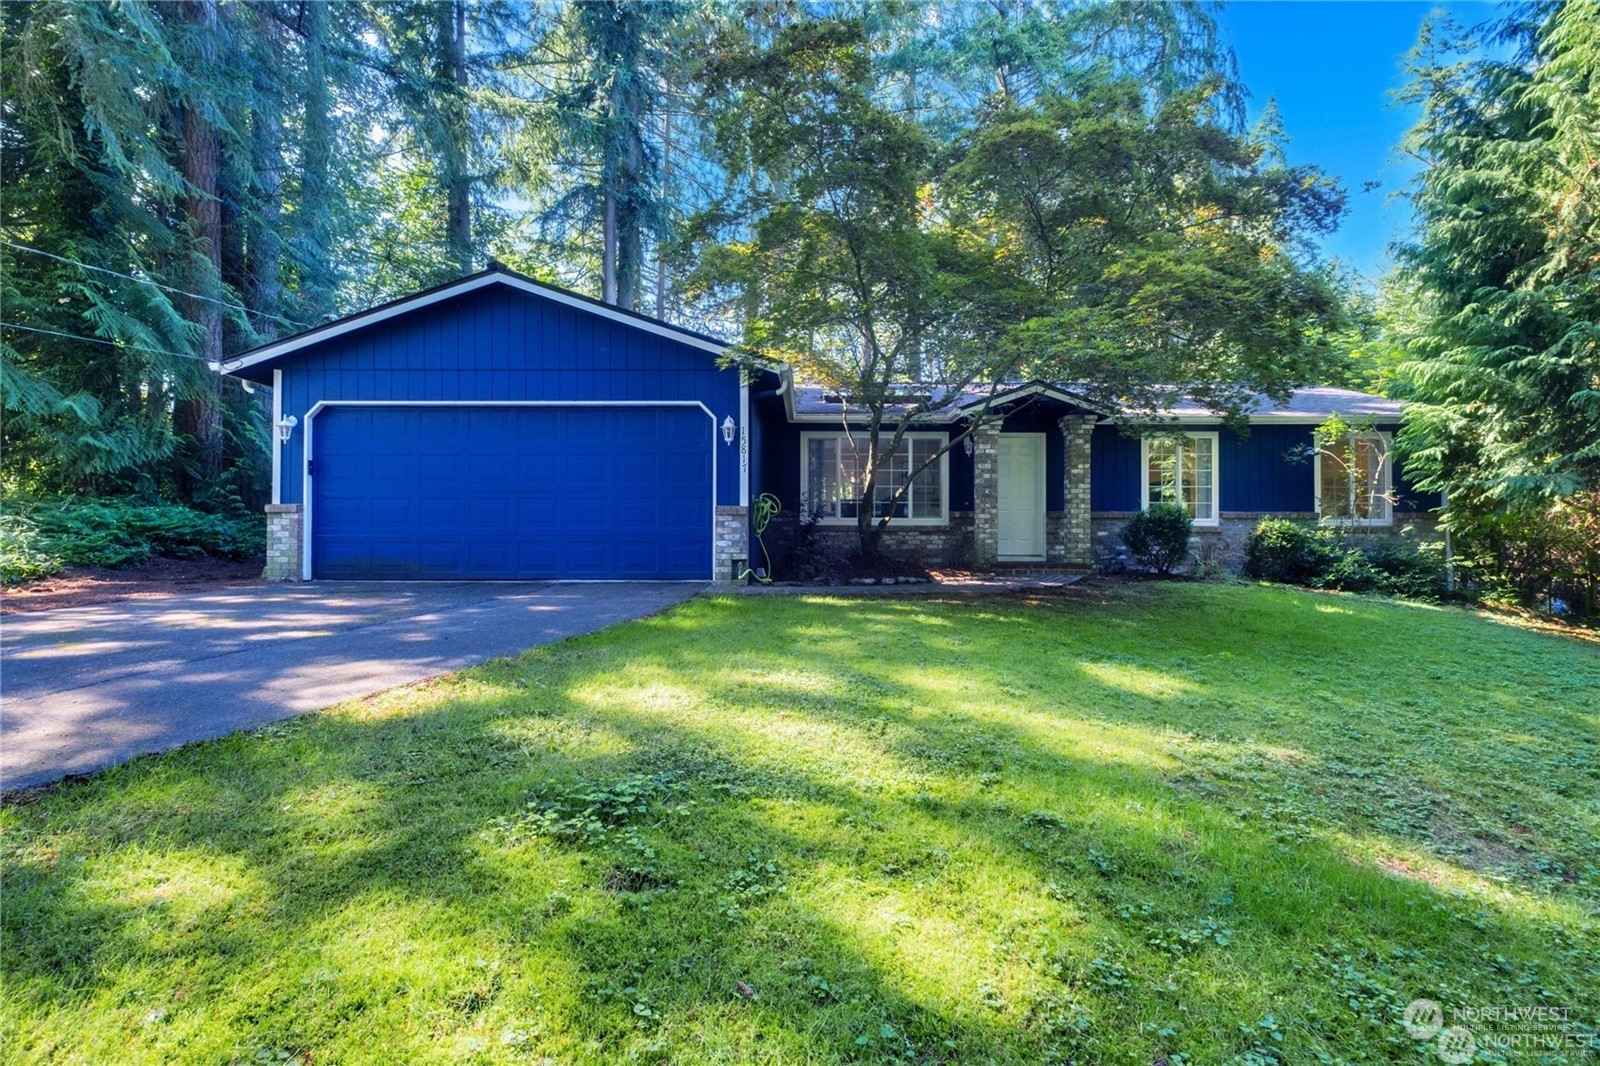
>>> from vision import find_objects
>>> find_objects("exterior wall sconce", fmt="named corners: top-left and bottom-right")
top-left (963, 435), bottom-right (975, 457)
top-left (276, 415), bottom-right (298, 443)
top-left (722, 416), bottom-right (736, 445)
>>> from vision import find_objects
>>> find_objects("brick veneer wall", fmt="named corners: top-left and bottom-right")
top-left (759, 511), bottom-right (977, 573)
top-left (1058, 415), bottom-right (1094, 567)
top-left (714, 506), bottom-right (750, 583)
top-left (972, 423), bottom-right (1001, 568)
top-left (1091, 510), bottom-right (1441, 571)
top-left (263, 504), bottom-right (303, 581)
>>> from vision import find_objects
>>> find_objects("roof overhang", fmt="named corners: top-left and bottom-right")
top-left (218, 267), bottom-right (729, 382)
top-left (784, 379), bottom-right (1113, 424)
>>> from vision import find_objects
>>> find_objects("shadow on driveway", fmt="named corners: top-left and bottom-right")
top-left (1, 581), bottom-right (701, 793)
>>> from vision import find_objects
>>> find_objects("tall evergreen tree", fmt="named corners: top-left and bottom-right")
top-left (1395, 0), bottom-right (1600, 506)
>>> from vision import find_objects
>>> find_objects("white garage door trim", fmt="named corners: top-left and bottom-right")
top-left (300, 400), bottom-right (718, 581)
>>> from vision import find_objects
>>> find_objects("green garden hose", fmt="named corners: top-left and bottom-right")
top-left (737, 493), bottom-right (782, 584)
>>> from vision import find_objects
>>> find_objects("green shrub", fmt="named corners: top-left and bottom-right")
top-left (1317, 547), bottom-right (1383, 592)
top-left (1244, 517), bottom-right (1448, 599)
top-left (1121, 502), bottom-right (1194, 575)
top-left (1243, 518), bottom-right (1330, 583)
top-left (0, 497), bottom-right (265, 582)
top-left (0, 513), bottom-right (62, 583)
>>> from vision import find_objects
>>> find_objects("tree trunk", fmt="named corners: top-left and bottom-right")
top-left (247, 5), bottom-right (284, 345)
top-left (602, 189), bottom-right (617, 304)
top-left (655, 112), bottom-right (670, 317)
top-left (298, 0), bottom-right (335, 323)
top-left (176, 0), bottom-right (224, 498)
top-left (441, 0), bottom-right (471, 275)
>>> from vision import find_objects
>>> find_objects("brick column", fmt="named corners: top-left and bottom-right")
top-left (1058, 415), bottom-right (1094, 568)
top-left (972, 422), bottom-right (1001, 570)
top-left (713, 506), bottom-right (750, 583)
top-left (263, 504), bottom-right (303, 581)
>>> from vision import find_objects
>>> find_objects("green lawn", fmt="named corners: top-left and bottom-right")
top-left (3, 583), bottom-right (1598, 1064)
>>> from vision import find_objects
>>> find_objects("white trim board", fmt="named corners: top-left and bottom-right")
top-left (222, 272), bottom-right (728, 376)
top-left (299, 400), bottom-right (719, 582)
top-left (270, 368), bottom-right (283, 505)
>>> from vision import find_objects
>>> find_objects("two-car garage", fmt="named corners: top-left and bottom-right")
top-left (222, 265), bottom-right (747, 583)
top-left (309, 405), bottom-right (715, 580)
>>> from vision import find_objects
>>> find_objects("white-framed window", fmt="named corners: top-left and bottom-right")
top-left (1315, 432), bottom-right (1392, 525)
top-left (800, 431), bottom-right (948, 525)
top-left (1141, 432), bottom-right (1219, 525)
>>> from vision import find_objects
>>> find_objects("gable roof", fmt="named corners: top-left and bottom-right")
top-left (218, 263), bottom-right (729, 380)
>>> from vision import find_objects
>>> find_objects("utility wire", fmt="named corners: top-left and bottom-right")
top-left (0, 238), bottom-right (305, 330)
top-left (0, 320), bottom-right (206, 363)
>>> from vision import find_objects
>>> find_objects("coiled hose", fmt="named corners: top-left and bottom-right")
top-left (737, 493), bottom-right (782, 584)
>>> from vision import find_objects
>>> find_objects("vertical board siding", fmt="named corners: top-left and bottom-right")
top-left (279, 286), bottom-right (741, 506)
top-left (1091, 425), bottom-right (1143, 511)
top-left (1092, 421), bottom-right (1425, 515)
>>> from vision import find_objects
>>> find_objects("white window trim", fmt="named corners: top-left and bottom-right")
top-left (1314, 430), bottom-right (1394, 527)
top-left (1140, 432), bottom-right (1220, 527)
top-left (799, 430), bottom-right (950, 527)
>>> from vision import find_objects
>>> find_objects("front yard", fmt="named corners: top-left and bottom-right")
top-left (3, 583), bottom-right (1597, 1063)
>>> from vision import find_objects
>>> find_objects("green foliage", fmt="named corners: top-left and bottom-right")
top-left (0, 497), bottom-right (264, 582)
top-left (5, 588), bottom-right (1599, 1062)
top-left (0, 513), bottom-right (60, 583)
top-left (1242, 518), bottom-right (1329, 585)
top-left (1394, 0), bottom-right (1600, 505)
top-left (949, 79), bottom-right (1348, 418)
top-left (1121, 503), bottom-right (1193, 576)
top-left (1447, 491), bottom-right (1600, 616)
top-left (1243, 518), bottom-right (1448, 599)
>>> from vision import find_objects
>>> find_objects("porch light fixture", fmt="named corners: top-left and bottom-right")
top-left (276, 414), bottom-right (298, 443)
top-left (722, 416), bottom-right (736, 445)
top-left (963, 435), bottom-right (974, 457)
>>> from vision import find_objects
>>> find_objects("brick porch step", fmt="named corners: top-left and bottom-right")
top-left (982, 562), bottom-right (1092, 577)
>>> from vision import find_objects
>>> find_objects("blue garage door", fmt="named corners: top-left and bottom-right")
top-left (311, 406), bottom-right (712, 579)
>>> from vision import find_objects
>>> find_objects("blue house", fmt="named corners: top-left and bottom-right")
top-left (224, 265), bottom-right (1432, 581)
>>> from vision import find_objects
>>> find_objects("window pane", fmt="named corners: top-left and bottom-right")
top-left (1191, 437), bottom-right (1214, 521)
top-left (1148, 440), bottom-right (1177, 506)
top-left (1320, 436), bottom-right (1387, 521)
top-left (805, 437), bottom-right (842, 519)
top-left (1355, 438), bottom-right (1386, 520)
top-left (911, 438), bottom-right (941, 518)
top-left (810, 435), bottom-right (946, 522)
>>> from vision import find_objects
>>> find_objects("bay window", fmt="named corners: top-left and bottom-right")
top-left (801, 432), bottom-right (947, 524)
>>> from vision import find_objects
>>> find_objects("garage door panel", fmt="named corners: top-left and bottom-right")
top-left (312, 406), bottom-right (712, 579)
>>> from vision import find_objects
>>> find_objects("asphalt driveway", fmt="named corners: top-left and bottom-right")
top-left (1, 581), bottom-right (701, 793)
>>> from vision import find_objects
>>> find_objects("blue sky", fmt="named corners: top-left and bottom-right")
top-left (1219, 1), bottom-right (1496, 283)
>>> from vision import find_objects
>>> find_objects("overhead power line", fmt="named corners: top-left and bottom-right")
top-left (0, 238), bottom-right (305, 330)
top-left (0, 320), bottom-right (205, 363)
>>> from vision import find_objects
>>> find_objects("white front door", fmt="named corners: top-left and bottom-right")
top-left (997, 433), bottom-right (1046, 561)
